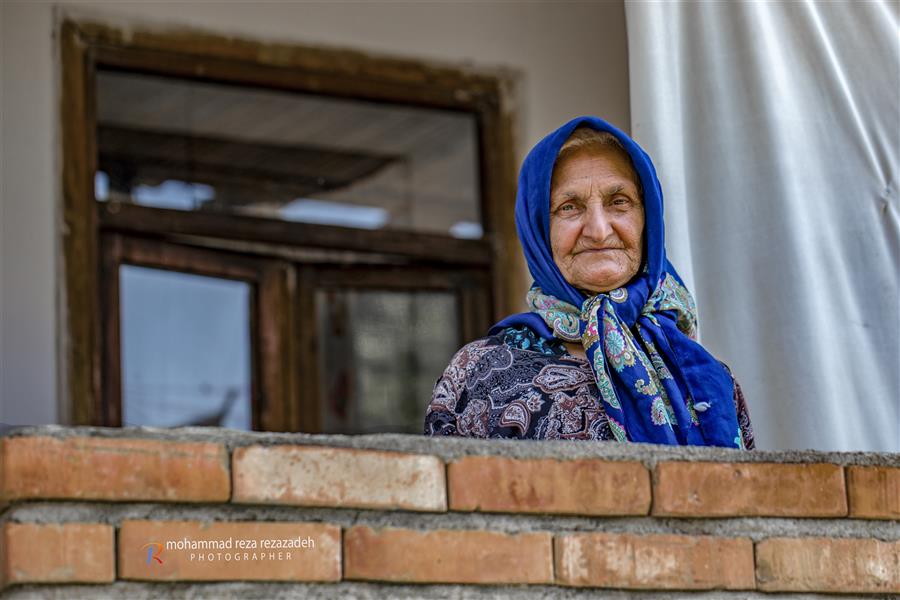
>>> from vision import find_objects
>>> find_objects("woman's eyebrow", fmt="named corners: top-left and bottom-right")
top-left (552, 182), bottom-right (634, 202)
top-left (552, 190), bottom-right (579, 201)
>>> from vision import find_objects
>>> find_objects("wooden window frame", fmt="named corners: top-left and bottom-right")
top-left (299, 265), bottom-right (492, 434)
top-left (101, 233), bottom-right (295, 431)
top-left (60, 20), bottom-right (521, 428)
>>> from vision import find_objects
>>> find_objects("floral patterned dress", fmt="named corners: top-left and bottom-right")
top-left (424, 325), bottom-right (755, 447)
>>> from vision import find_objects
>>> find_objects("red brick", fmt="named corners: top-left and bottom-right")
top-left (1, 522), bottom-right (114, 585)
top-left (756, 537), bottom-right (900, 593)
top-left (0, 436), bottom-right (229, 502)
top-left (653, 461), bottom-right (846, 517)
top-left (118, 520), bottom-right (340, 581)
top-left (233, 445), bottom-right (446, 511)
top-left (344, 525), bottom-right (553, 584)
top-left (555, 532), bottom-right (754, 590)
top-left (448, 456), bottom-right (650, 516)
top-left (847, 466), bottom-right (900, 519)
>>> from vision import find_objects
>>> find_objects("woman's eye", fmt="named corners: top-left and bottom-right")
top-left (612, 197), bottom-right (631, 207)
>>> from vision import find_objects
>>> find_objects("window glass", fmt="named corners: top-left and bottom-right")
top-left (316, 289), bottom-right (459, 433)
top-left (95, 70), bottom-right (483, 238)
top-left (119, 265), bottom-right (252, 429)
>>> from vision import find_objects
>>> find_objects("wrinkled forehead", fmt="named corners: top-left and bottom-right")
top-left (550, 143), bottom-right (644, 197)
top-left (550, 126), bottom-right (643, 195)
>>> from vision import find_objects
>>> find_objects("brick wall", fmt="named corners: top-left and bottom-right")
top-left (0, 427), bottom-right (897, 599)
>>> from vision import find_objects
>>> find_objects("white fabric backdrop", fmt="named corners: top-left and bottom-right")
top-left (625, 0), bottom-right (899, 451)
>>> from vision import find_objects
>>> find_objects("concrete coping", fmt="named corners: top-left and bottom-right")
top-left (2, 425), bottom-right (898, 467)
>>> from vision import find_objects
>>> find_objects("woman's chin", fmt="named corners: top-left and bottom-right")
top-left (574, 274), bottom-right (630, 295)
top-left (565, 256), bottom-right (639, 294)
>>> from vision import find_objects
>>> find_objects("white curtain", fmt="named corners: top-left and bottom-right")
top-left (626, 0), bottom-right (899, 451)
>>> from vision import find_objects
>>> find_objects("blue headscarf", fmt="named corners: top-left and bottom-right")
top-left (491, 116), bottom-right (742, 447)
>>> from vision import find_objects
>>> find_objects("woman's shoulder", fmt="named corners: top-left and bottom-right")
top-left (442, 334), bottom-right (506, 372)
top-left (429, 325), bottom-right (563, 414)
top-left (446, 324), bottom-right (564, 368)
top-left (426, 335), bottom-right (503, 431)
top-left (493, 324), bottom-right (567, 356)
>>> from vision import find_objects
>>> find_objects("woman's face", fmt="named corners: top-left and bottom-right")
top-left (549, 146), bottom-right (645, 294)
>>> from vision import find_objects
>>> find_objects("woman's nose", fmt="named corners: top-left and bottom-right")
top-left (582, 203), bottom-right (613, 240)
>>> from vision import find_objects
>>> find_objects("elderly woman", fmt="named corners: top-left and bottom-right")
top-left (425, 116), bottom-right (754, 448)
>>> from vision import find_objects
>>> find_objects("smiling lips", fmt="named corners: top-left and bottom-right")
top-left (576, 247), bottom-right (624, 255)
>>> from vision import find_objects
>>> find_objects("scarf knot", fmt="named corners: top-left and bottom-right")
top-left (526, 274), bottom-right (741, 447)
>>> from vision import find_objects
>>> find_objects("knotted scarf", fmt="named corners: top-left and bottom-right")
top-left (490, 116), bottom-right (742, 447)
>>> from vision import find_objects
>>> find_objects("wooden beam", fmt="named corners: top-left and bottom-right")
top-left (98, 124), bottom-right (400, 206)
top-left (61, 22), bottom-right (103, 425)
top-left (99, 203), bottom-right (493, 266)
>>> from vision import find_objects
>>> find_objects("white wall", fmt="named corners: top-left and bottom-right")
top-left (0, 1), bottom-right (630, 425)
top-left (1, 2), bottom-right (60, 426)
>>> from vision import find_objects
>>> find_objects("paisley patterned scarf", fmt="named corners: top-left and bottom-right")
top-left (491, 116), bottom-right (742, 447)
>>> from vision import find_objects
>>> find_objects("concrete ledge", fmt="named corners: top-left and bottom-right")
top-left (4, 425), bottom-right (899, 466)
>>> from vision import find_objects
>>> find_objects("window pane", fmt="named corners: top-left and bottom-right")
top-left (119, 265), bottom-right (252, 429)
top-left (95, 70), bottom-right (482, 238)
top-left (316, 289), bottom-right (459, 433)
